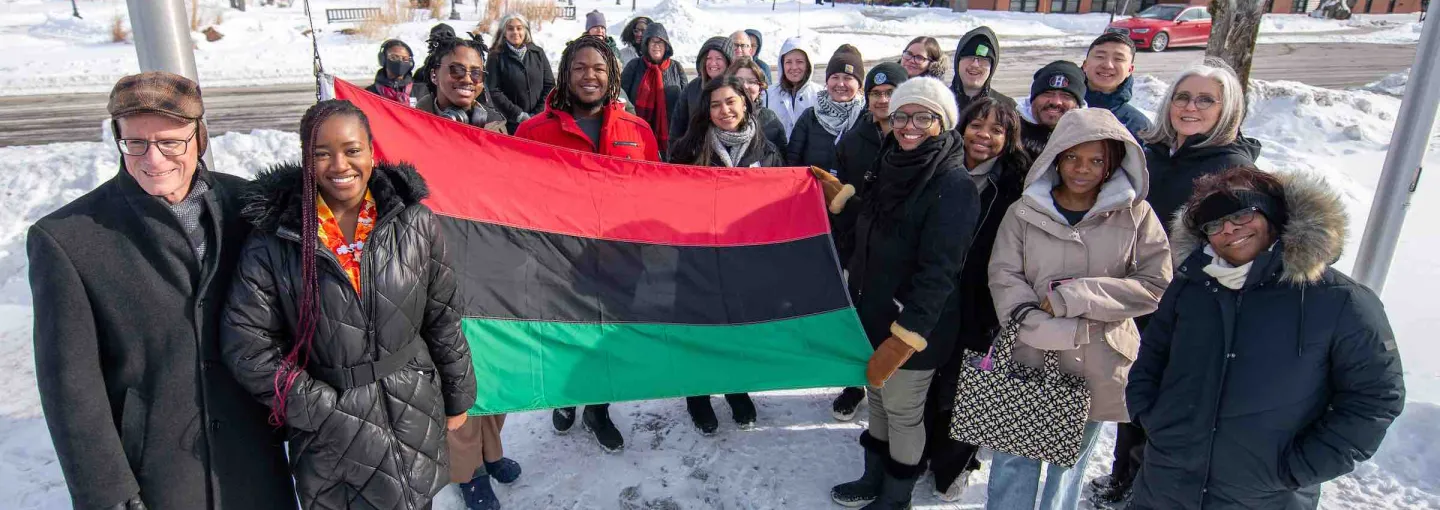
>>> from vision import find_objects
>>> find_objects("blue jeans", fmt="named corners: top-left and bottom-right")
top-left (985, 421), bottom-right (1104, 510)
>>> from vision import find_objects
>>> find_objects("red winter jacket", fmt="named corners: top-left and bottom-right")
top-left (514, 101), bottom-right (660, 162)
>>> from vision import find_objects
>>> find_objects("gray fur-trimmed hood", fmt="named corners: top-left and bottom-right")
top-left (1169, 171), bottom-right (1347, 285)
top-left (241, 160), bottom-right (429, 234)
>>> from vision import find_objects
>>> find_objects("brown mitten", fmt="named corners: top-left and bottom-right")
top-left (809, 166), bottom-right (855, 214)
top-left (866, 336), bottom-right (916, 388)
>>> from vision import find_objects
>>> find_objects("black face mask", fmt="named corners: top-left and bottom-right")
top-left (385, 59), bottom-right (414, 78)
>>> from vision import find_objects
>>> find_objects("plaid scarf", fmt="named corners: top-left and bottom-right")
top-left (814, 91), bottom-right (865, 138)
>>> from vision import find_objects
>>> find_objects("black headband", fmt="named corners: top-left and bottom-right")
top-left (1190, 189), bottom-right (1285, 234)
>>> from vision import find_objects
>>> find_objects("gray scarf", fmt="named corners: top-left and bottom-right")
top-left (967, 158), bottom-right (998, 194)
top-left (164, 176), bottom-right (210, 260)
top-left (508, 42), bottom-right (527, 60)
top-left (814, 91), bottom-right (864, 139)
top-left (708, 119), bottom-right (758, 168)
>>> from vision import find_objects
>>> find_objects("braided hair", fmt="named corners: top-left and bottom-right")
top-left (416, 34), bottom-right (488, 97)
top-left (270, 99), bottom-right (373, 427)
top-left (551, 35), bottom-right (621, 113)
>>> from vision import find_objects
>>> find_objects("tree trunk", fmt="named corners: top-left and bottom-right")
top-left (1205, 0), bottom-right (1265, 96)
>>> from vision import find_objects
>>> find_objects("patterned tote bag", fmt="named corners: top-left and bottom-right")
top-left (948, 303), bottom-right (1092, 467)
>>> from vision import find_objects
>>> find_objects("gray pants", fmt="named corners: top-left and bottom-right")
top-left (866, 368), bottom-right (935, 465)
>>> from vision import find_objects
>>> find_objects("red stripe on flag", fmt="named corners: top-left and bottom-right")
top-left (333, 78), bottom-right (831, 247)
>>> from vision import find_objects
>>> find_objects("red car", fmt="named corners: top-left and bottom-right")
top-left (1106, 4), bottom-right (1214, 52)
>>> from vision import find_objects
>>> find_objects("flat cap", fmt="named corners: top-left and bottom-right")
top-left (107, 71), bottom-right (205, 120)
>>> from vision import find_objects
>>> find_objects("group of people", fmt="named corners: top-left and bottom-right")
top-left (29, 10), bottom-right (1406, 510)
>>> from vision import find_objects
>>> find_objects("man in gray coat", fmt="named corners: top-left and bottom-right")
top-left (28, 72), bottom-right (296, 510)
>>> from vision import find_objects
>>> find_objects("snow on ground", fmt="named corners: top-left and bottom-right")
top-left (0, 71), bottom-right (1438, 507)
top-left (0, 0), bottom-right (1423, 96)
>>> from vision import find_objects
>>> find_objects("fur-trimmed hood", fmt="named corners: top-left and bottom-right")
top-left (241, 161), bottom-right (430, 234)
top-left (1168, 171), bottom-right (1347, 285)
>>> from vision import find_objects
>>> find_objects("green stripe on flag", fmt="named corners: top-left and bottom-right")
top-left (463, 309), bottom-right (872, 415)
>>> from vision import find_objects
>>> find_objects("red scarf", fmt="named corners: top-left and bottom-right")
top-left (635, 58), bottom-right (671, 149)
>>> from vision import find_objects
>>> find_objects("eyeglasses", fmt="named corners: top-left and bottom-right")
top-left (386, 53), bottom-right (413, 63)
top-left (890, 112), bottom-right (939, 130)
top-left (867, 89), bottom-right (893, 100)
top-left (959, 56), bottom-right (992, 69)
top-left (733, 42), bottom-right (754, 50)
top-left (1200, 207), bottom-right (1259, 236)
top-left (1171, 92), bottom-right (1219, 111)
top-left (446, 63), bottom-right (485, 82)
top-left (901, 51), bottom-right (932, 64)
top-left (117, 125), bottom-right (199, 157)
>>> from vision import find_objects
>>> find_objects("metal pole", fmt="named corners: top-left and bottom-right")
top-left (71, 0), bottom-right (82, 18)
top-left (1352, 0), bottom-right (1440, 293)
top-left (126, 0), bottom-right (200, 80)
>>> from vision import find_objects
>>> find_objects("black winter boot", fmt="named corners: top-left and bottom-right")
top-left (830, 432), bottom-right (887, 507)
top-left (724, 393), bottom-right (756, 429)
top-left (459, 473), bottom-right (501, 510)
top-left (582, 405), bottom-right (624, 453)
top-left (832, 387), bottom-right (865, 422)
top-left (686, 396), bottom-right (719, 435)
top-left (859, 456), bottom-right (923, 510)
top-left (552, 407), bottom-right (576, 434)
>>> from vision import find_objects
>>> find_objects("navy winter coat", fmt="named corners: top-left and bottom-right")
top-left (1126, 172), bottom-right (1405, 510)
top-left (1085, 76), bottom-right (1153, 145)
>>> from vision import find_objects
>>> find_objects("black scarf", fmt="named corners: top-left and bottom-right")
top-left (867, 130), bottom-right (962, 221)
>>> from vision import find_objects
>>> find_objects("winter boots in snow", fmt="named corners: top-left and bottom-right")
top-left (459, 473), bottom-right (500, 510)
top-left (485, 457), bottom-right (522, 485)
top-left (686, 396), bottom-right (720, 435)
top-left (831, 432), bottom-right (887, 507)
top-left (724, 393), bottom-right (757, 430)
top-left (832, 386), bottom-right (866, 421)
top-left (1088, 475), bottom-right (1133, 507)
top-left (934, 468), bottom-right (973, 502)
top-left (552, 407), bottom-right (576, 434)
top-left (581, 405), bottom-right (625, 453)
top-left (861, 457), bottom-right (922, 510)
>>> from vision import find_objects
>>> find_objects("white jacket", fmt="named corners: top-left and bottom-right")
top-left (766, 36), bottom-right (823, 138)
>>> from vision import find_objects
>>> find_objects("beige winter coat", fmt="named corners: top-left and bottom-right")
top-left (987, 108), bottom-right (1172, 423)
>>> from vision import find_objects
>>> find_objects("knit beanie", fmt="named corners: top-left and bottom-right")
top-left (585, 10), bottom-right (606, 30)
top-left (865, 62), bottom-right (908, 96)
top-left (1030, 60), bottom-right (1087, 104)
top-left (887, 77), bottom-right (959, 131)
top-left (826, 44), bottom-right (864, 82)
top-left (958, 35), bottom-right (996, 65)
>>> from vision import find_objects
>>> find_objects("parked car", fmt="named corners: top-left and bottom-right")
top-left (1105, 4), bottom-right (1213, 52)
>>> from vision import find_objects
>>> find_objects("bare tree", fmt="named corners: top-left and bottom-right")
top-left (1205, 0), bottom-right (1266, 95)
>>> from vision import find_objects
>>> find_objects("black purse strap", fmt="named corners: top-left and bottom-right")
top-left (990, 302), bottom-right (1043, 373)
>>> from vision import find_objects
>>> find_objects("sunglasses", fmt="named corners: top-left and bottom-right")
top-left (1200, 207), bottom-right (1259, 236)
top-left (445, 63), bottom-right (484, 82)
top-left (1171, 92), bottom-right (1219, 111)
top-left (117, 124), bottom-right (199, 157)
top-left (890, 112), bottom-right (939, 130)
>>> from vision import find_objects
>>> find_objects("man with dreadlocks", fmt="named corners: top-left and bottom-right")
top-left (515, 36), bottom-right (659, 454)
top-left (29, 71), bottom-right (297, 509)
top-left (221, 99), bottom-right (477, 510)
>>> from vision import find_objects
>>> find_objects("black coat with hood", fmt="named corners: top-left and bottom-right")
top-left (1127, 172), bottom-right (1405, 510)
top-left (951, 27), bottom-right (1017, 114)
top-left (620, 23), bottom-right (688, 128)
top-left (1145, 134), bottom-right (1262, 232)
top-left (486, 41), bottom-right (556, 133)
top-left (669, 37), bottom-right (735, 143)
top-left (831, 130), bottom-right (981, 370)
top-left (743, 28), bottom-right (774, 84)
top-left (28, 167), bottom-right (297, 510)
top-left (221, 162), bottom-right (477, 510)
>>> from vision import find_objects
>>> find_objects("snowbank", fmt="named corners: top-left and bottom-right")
top-left (1363, 68), bottom-right (1410, 97)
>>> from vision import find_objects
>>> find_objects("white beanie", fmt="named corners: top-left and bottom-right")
top-left (887, 76), bottom-right (959, 131)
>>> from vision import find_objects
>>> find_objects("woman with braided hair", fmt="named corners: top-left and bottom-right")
top-left (221, 99), bottom-right (477, 510)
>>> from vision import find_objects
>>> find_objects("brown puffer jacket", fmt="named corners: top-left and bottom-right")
top-left (987, 108), bottom-right (1172, 422)
top-left (221, 162), bottom-right (476, 510)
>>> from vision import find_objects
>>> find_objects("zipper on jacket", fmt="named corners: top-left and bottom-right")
top-left (363, 206), bottom-right (418, 510)
top-left (1197, 290), bottom-right (1243, 504)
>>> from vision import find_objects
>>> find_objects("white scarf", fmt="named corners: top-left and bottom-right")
top-left (1201, 244), bottom-right (1252, 290)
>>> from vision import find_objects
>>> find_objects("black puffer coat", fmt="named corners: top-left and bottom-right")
top-left (1144, 134), bottom-right (1262, 233)
top-left (1127, 172), bottom-right (1405, 510)
top-left (756, 106), bottom-right (788, 155)
top-left (786, 106), bottom-right (850, 172)
top-left (221, 162), bottom-right (477, 510)
top-left (486, 43), bottom-right (555, 133)
top-left (832, 131), bottom-right (980, 370)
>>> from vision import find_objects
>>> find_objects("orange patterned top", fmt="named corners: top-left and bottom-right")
top-left (316, 191), bottom-right (377, 294)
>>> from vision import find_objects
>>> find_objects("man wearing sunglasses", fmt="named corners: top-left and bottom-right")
top-left (28, 72), bottom-right (296, 510)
